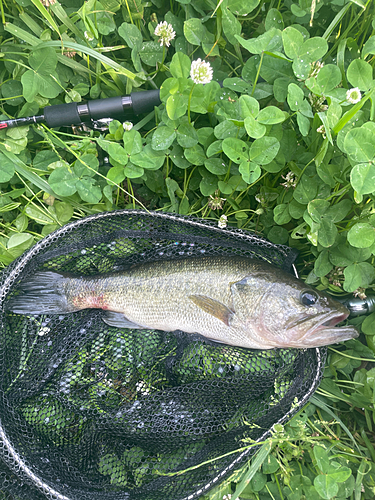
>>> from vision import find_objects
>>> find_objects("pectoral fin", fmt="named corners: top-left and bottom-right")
top-left (103, 311), bottom-right (143, 329)
top-left (189, 295), bottom-right (233, 326)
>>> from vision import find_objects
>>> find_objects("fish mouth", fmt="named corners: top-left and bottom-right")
top-left (287, 310), bottom-right (348, 333)
top-left (286, 310), bottom-right (358, 348)
top-left (319, 312), bottom-right (349, 328)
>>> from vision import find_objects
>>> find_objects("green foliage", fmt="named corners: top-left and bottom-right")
top-left (1, 0), bottom-right (375, 498)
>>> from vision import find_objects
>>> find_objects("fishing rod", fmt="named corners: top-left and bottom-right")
top-left (0, 88), bottom-right (161, 131)
top-left (0, 79), bottom-right (227, 131)
top-left (339, 295), bottom-right (375, 317)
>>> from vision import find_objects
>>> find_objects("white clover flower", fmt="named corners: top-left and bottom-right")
top-left (190, 58), bottom-right (213, 85)
top-left (218, 214), bottom-right (228, 229)
top-left (309, 61), bottom-right (324, 78)
top-left (281, 171), bottom-right (297, 189)
top-left (353, 287), bottom-right (367, 300)
top-left (208, 190), bottom-right (226, 210)
top-left (316, 124), bottom-right (326, 139)
top-left (346, 87), bottom-right (362, 104)
top-left (123, 121), bottom-right (133, 131)
top-left (154, 21), bottom-right (176, 47)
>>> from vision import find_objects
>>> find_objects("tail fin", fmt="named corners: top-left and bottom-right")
top-left (6, 271), bottom-right (79, 315)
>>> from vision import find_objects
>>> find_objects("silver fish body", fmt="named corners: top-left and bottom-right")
top-left (7, 256), bottom-right (358, 349)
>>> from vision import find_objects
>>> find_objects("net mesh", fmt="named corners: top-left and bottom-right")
top-left (0, 210), bottom-right (326, 500)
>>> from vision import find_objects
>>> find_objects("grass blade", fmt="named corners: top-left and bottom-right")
top-left (36, 40), bottom-right (139, 81)
top-left (30, 0), bottom-right (61, 36)
top-left (50, 2), bottom-right (86, 42)
top-left (231, 441), bottom-right (272, 500)
top-left (4, 22), bottom-right (41, 46)
top-left (310, 395), bottom-right (361, 452)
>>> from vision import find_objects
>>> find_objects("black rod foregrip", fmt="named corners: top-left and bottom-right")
top-left (131, 89), bottom-right (161, 115)
top-left (85, 96), bottom-right (127, 121)
top-left (43, 102), bottom-right (81, 128)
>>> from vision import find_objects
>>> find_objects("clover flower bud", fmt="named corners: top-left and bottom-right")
top-left (218, 214), bottom-right (228, 229)
top-left (281, 171), bottom-right (297, 189)
top-left (154, 21), bottom-right (176, 47)
top-left (308, 61), bottom-right (324, 78)
top-left (84, 31), bottom-right (95, 41)
top-left (346, 87), bottom-right (362, 104)
top-left (353, 287), bottom-right (367, 300)
top-left (190, 58), bottom-right (213, 85)
top-left (316, 124), bottom-right (326, 139)
top-left (123, 121), bottom-right (133, 131)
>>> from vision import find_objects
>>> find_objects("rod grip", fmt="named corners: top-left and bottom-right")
top-left (86, 96), bottom-right (125, 121)
top-left (44, 102), bottom-right (81, 128)
top-left (130, 89), bottom-right (161, 115)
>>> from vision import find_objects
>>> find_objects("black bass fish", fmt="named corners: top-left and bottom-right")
top-left (6, 256), bottom-right (358, 349)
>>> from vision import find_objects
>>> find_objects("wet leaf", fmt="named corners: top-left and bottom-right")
top-left (118, 22), bottom-right (142, 50)
top-left (316, 64), bottom-right (342, 93)
top-left (350, 163), bottom-right (375, 194)
top-left (222, 138), bottom-right (249, 163)
top-left (265, 8), bottom-right (284, 31)
top-left (239, 95), bottom-right (259, 118)
top-left (239, 161), bottom-right (261, 184)
top-left (244, 115), bottom-right (266, 139)
top-left (183, 18), bottom-right (205, 45)
top-left (48, 167), bottom-right (78, 196)
top-left (139, 41), bottom-right (163, 66)
top-left (282, 26), bottom-right (304, 59)
top-left (344, 262), bottom-right (375, 292)
top-left (287, 83), bottom-right (304, 111)
top-left (344, 127), bottom-right (375, 163)
top-left (250, 136), bottom-right (279, 165)
top-left (151, 126), bottom-right (176, 150)
top-left (314, 475), bottom-right (338, 499)
top-left (170, 52), bottom-right (191, 79)
top-left (347, 59), bottom-right (373, 90)
top-left (204, 158), bottom-right (227, 175)
top-left (176, 123), bottom-right (198, 148)
top-left (256, 106), bottom-right (285, 125)
top-left (347, 223), bottom-right (375, 248)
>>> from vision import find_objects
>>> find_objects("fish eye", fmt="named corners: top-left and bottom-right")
top-left (300, 290), bottom-right (319, 307)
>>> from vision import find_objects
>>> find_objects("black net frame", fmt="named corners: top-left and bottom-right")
top-left (0, 210), bottom-right (326, 500)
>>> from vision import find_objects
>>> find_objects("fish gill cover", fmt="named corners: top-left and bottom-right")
top-left (0, 210), bottom-right (325, 500)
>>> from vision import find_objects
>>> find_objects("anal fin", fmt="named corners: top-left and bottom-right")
top-left (103, 311), bottom-right (143, 329)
